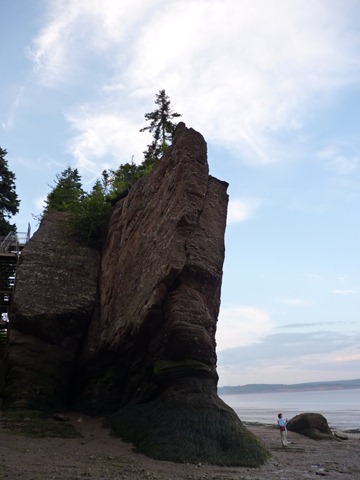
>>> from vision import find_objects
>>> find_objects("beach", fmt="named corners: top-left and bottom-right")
top-left (1, 412), bottom-right (359, 480)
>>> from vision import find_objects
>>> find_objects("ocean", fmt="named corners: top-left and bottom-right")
top-left (220, 388), bottom-right (360, 431)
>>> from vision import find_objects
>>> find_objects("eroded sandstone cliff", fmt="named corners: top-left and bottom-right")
top-left (3, 123), bottom-right (270, 466)
top-left (75, 123), bottom-right (228, 411)
top-left (4, 212), bottom-right (100, 409)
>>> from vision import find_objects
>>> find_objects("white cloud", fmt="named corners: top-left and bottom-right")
top-left (34, 196), bottom-right (46, 211)
top-left (309, 273), bottom-right (324, 281)
top-left (28, 0), bottom-right (360, 167)
top-left (126, 0), bottom-right (360, 163)
top-left (218, 351), bottom-right (360, 386)
top-left (217, 330), bottom-right (360, 384)
top-left (331, 155), bottom-right (360, 175)
top-left (220, 331), bottom-right (360, 365)
top-left (336, 274), bottom-right (348, 283)
top-left (334, 353), bottom-right (360, 362)
top-left (318, 146), bottom-right (360, 175)
top-left (1, 84), bottom-right (26, 132)
top-left (227, 197), bottom-right (261, 224)
top-left (273, 297), bottom-right (311, 306)
top-left (332, 289), bottom-right (356, 295)
top-left (217, 305), bottom-right (273, 350)
top-left (280, 321), bottom-right (352, 329)
top-left (66, 107), bottom-right (146, 178)
top-left (28, 0), bottom-right (159, 87)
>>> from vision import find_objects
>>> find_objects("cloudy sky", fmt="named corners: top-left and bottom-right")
top-left (1, 0), bottom-right (360, 386)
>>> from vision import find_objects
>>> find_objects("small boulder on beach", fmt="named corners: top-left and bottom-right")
top-left (287, 412), bottom-right (335, 440)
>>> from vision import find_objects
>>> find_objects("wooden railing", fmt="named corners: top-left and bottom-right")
top-left (0, 225), bottom-right (31, 338)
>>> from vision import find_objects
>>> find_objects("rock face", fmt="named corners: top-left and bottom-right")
top-left (74, 123), bottom-right (270, 465)
top-left (287, 412), bottom-right (335, 440)
top-left (4, 212), bottom-right (100, 409)
top-left (75, 123), bottom-right (228, 411)
top-left (3, 124), bottom-right (270, 466)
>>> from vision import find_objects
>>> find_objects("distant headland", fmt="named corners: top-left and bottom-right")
top-left (218, 378), bottom-right (360, 395)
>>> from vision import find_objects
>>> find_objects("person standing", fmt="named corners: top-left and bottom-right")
top-left (277, 413), bottom-right (288, 447)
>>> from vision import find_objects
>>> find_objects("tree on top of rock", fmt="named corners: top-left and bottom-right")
top-left (0, 147), bottom-right (20, 235)
top-left (41, 167), bottom-right (111, 249)
top-left (140, 89), bottom-right (181, 165)
top-left (43, 166), bottom-right (84, 215)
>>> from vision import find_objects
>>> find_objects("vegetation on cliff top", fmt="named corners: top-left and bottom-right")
top-left (41, 90), bottom-right (181, 248)
top-left (140, 88), bottom-right (181, 163)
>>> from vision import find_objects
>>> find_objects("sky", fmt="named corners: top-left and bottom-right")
top-left (1, 0), bottom-right (360, 387)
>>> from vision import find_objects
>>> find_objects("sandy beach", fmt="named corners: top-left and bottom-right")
top-left (0, 412), bottom-right (359, 480)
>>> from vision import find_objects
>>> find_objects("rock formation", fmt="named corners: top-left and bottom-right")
top-left (75, 122), bottom-right (229, 411)
top-left (287, 412), bottom-right (335, 440)
top-left (3, 123), bottom-right (270, 466)
top-left (4, 212), bottom-right (100, 409)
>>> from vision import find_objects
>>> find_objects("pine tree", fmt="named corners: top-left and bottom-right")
top-left (43, 166), bottom-right (84, 215)
top-left (105, 157), bottom-right (145, 198)
top-left (140, 89), bottom-right (181, 163)
top-left (0, 147), bottom-right (20, 235)
top-left (67, 177), bottom-right (111, 249)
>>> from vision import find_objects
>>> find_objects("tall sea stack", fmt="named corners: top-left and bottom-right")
top-left (4, 123), bottom-right (270, 466)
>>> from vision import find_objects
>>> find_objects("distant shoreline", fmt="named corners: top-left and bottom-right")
top-left (218, 378), bottom-right (360, 395)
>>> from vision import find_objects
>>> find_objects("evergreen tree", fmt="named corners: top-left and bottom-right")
top-left (105, 158), bottom-right (145, 201)
top-left (36, 92), bottom-right (182, 248)
top-left (140, 89), bottom-right (181, 163)
top-left (0, 147), bottom-right (20, 236)
top-left (43, 166), bottom-right (84, 215)
top-left (67, 176), bottom-right (111, 249)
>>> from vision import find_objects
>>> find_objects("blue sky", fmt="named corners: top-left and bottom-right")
top-left (1, 0), bottom-right (360, 386)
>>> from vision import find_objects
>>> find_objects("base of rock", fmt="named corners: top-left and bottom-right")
top-left (107, 384), bottom-right (270, 467)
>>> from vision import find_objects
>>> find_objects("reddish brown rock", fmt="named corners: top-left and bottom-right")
top-left (4, 212), bottom-right (100, 409)
top-left (75, 124), bottom-right (228, 408)
top-left (3, 124), bottom-right (271, 466)
top-left (73, 123), bottom-right (269, 466)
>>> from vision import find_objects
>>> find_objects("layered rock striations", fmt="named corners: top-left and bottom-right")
top-left (4, 212), bottom-right (100, 409)
top-left (76, 123), bottom-right (228, 410)
top-left (3, 124), bottom-right (270, 466)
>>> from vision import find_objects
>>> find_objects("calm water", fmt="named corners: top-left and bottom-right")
top-left (220, 388), bottom-right (360, 431)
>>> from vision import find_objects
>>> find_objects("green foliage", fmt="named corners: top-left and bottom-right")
top-left (40, 91), bottom-right (181, 248)
top-left (68, 177), bottom-right (112, 249)
top-left (0, 147), bottom-right (20, 235)
top-left (140, 89), bottom-right (181, 162)
top-left (104, 90), bottom-right (181, 203)
top-left (43, 166), bottom-right (84, 215)
top-left (42, 167), bottom-right (109, 249)
top-left (106, 159), bottom-right (144, 200)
